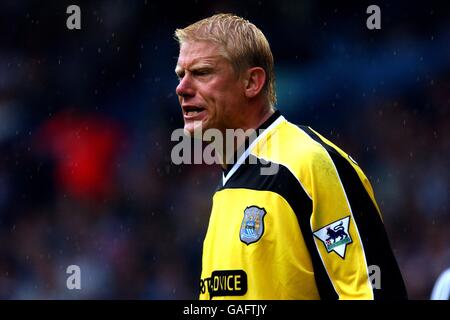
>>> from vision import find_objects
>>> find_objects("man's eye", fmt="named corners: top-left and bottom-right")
top-left (194, 70), bottom-right (210, 76)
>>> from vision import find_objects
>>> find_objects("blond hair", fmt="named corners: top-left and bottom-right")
top-left (175, 13), bottom-right (276, 107)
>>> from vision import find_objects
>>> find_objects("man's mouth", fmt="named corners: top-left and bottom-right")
top-left (183, 106), bottom-right (206, 117)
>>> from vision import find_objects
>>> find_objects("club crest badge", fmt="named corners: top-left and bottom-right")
top-left (313, 216), bottom-right (352, 258)
top-left (240, 206), bottom-right (266, 245)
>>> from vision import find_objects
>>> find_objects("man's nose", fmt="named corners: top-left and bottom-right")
top-left (176, 75), bottom-right (195, 98)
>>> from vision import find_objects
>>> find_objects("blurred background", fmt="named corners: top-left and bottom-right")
top-left (0, 0), bottom-right (448, 299)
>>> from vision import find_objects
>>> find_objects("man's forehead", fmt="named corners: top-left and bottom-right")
top-left (176, 41), bottom-right (225, 68)
top-left (176, 55), bottom-right (222, 68)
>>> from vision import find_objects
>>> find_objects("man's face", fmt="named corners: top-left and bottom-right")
top-left (175, 41), bottom-right (246, 135)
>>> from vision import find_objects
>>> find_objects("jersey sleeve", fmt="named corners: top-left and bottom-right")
top-left (299, 127), bottom-right (407, 300)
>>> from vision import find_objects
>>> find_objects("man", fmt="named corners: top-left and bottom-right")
top-left (431, 268), bottom-right (450, 300)
top-left (174, 13), bottom-right (407, 299)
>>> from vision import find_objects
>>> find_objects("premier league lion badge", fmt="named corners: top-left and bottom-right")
top-left (313, 216), bottom-right (352, 258)
top-left (240, 206), bottom-right (266, 245)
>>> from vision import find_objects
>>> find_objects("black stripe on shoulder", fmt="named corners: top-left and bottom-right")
top-left (298, 126), bottom-right (408, 300)
top-left (221, 154), bottom-right (339, 300)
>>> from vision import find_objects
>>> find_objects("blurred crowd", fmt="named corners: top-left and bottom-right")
top-left (0, 1), bottom-right (448, 299)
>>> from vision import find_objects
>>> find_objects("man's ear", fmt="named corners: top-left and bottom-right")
top-left (244, 67), bottom-right (266, 99)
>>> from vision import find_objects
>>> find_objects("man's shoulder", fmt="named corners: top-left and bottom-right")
top-left (271, 120), bottom-right (330, 160)
top-left (253, 119), bottom-right (333, 177)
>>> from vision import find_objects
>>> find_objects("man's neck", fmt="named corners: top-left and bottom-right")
top-left (219, 107), bottom-right (275, 170)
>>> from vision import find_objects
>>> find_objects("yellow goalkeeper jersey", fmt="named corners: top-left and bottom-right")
top-left (199, 110), bottom-right (407, 300)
